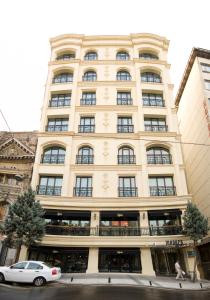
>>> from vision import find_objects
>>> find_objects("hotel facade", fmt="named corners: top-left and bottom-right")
top-left (24, 33), bottom-right (196, 276)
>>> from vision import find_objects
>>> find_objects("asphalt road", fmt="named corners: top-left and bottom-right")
top-left (0, 284), bottom-right (210, 300)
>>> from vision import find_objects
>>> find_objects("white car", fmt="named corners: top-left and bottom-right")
top-left (0, 261), bottom-right (61, 286)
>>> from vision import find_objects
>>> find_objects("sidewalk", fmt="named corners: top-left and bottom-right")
top-left (58, 273), bottom-right (210, 290)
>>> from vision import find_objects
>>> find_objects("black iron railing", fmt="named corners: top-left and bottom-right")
top-left (78, 125), bottom-right (95, 133)
top-left (117, 98), bottom-right (133, 105)
top-left (73, 187), bottom-right (93, 197)
top-left (144, 125), bottom-right (168, 132)
top-left (80, 99), bottom-right (96, 105)
top-left (36, 185), bottom-right (62, 196)
top-left (150, 186), bottom-right (176, 196)
top-left (41, 154), bottom-right (65, 164)
top-left (117, 125), bottom-right (134, 133)
top-left (118, 155), bottom-right (136, 164)
top-left (147, 154), bottom-right (172, 164)
top-left (143, 99), bottom-right (165, 107)
top-left (49, 99), bottom-right (70, 107)
top-left (118, 187), bottom-right (138, 197)
top-left (46, 125), bottom-right (68, 132)
top-left (76, 155), bottom-right (94, 164)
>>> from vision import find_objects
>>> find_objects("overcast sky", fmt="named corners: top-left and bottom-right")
top-left (0, 0), bottom-right (210, 131)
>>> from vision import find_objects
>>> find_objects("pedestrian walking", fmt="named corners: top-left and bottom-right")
top-left (175, 260), bottom-right (185, 280)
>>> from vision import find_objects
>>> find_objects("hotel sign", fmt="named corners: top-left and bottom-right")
top-left (166, 240), bottom-right (183, 247)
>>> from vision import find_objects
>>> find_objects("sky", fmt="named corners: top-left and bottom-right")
top-left (0, 0), bottom-right (210, 132)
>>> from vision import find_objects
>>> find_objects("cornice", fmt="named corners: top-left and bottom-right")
top-left (49, 60), bottom-right (80, 66)
top-left (75, 105), bottom-right (138, 112)
top-left (138, 131), bottom-right (178, 138)
top-left (77, 81), bottom-right (136, 87)
top-left (70, 165), bottom-right (142, 171)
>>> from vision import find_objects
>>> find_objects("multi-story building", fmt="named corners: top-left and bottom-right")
top-left (175, 48), bottom-right (210, 279)
top-left (0, 131), bottom-right (37, 265)
top-left (25, 33), bottom-right (196, 276)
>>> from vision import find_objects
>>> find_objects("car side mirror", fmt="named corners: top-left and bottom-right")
top-left (10, 265), bottom-right (14, 269)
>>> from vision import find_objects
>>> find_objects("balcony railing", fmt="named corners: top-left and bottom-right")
top-left (36, 185), bottom-right (62, 196)
top-left (82, 76), bottom-right (97, 81)
top-left (0, 183), bottom-right (21, 195)
top-left (144, 124), bottom-right (168, 132)
top-left (150, 186), bottom-right (176, 196)
top-left (117, 125), bottom-right (134, 133)
top-left (80, 98), bottom-right (96, 105)
top-left (44, 225), bottom-right (183, 236)
top-left (147, 154), bottom-right (172, 164)
top-left (49, 99), bottom-right (70, 107)
top-left (74, 187), bottom-right (93, 197)
top-left (76, 155), bottom-right (94, 164)
top-left (117, 98), bottom-right (133, 105)
top-left (46, 125), bottom-right (68, 132)
top-left (143, 99), bottom-right (165, 107)
top-left (41, 154), bottom-right (65, 164)
top-left (118, 155), bottom-right (136, 164)
top-left (118, 187), bottom-right (138, 197)
top-left (78, 125), bottom-right (95, 133)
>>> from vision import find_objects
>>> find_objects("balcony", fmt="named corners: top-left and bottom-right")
top-left (41, 154), bottom-right (65, 164)
top-left (76, 155), bottom-right (94, 164)
top-left (118, 187), bottom-right (138, 197)
top-left (143, 99), bottom-right (165, 107)
top-left (45, 225), bottom-right (93, 236)
top-left (80, 99), bottom-right (96, 105)
top-left (44, 225), bottom-right (183, 236)
top-left (117, 125), bottom-right (134, 133)
top-left (144, 125), bottom-right (168, 132)
top-left (74, 187), bottom-right (93, 197)
top-left (147, 154), bottom-right (172, 164)
top-left (36, 185), bottom-right (62, 196)
top-left (149, 186), bottom-right (176, 196)
top-left (49, 99), bottom-right (70, 107)
top-left (118, 155), bottom-right (136, 164)
top-left (0, 183), bottom-right (21, 195)
top-left (117, 98), bottom-right (133, 105)
top-left (46, 125), bottom-right (68, 132)
top-left (78, 125), bottom-right (95, 133)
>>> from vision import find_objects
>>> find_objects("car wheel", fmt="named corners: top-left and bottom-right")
top-left (0, 273), bottom-right (5, 283)
top-left (33, 276), bottom-right (46, 287)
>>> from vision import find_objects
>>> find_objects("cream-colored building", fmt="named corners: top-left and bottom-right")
top-left (26, 33), bottom-right (195, 276)
top-left (175, 48), bottom-right (210, 279)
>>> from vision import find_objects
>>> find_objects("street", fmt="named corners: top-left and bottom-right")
top-left (0, 284), bottom-right (210, 300)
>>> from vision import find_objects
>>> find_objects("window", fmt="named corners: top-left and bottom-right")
top-left (27, 263), bottom-right (43, 270)
top-left (141, 72), bottom-right (161, 83)
top-left (116, 51), bottom-right (130, 60)
top-left (79, 117), bottom-right (95, 133)
top-left (11, 262), bottom-right (27, 269)
top-left (84, 52), bottom-right (97, 60)
top-left (201, 63), bottom-right (210, 73)
top-left (144, 118), bottom-right (167, 132)
top-left (81, 92), bottom-right (96, 105)
top-left (147, 147), bottom-right (172, 164)
top-left (116, 70), bottom-right (131, 81)
top-left (118, 177), bottom-right (137, 197)
top-left (83, 71), bottom-right (97, 81)
top-left (117, 91), bottom-right (132, 105)
top-left (49, 94), bottom-right (71, 107)
top-left (142, 93), bottom-right (164, 107)
top-left (56, 53), bottom-right (75, 60)
top-left (41, 147), bottom-right (65, 164)
top-left (76, 146), bottom-right (94, 164)
top-left (149, 176), bottom-right (176, 196)
top-left (0, 174), bottom-right (20, 186)
top-left (139, 53), bottom-right (158, 60)
top-left (118, 146), bottom-right (135, 164)
top-left (117, 117), bottom-right (134, 133)
top-left (204, 80), bottom-right (210, 90)
top-left (74, 177), bottom-right (92, 197)
top-left (37, 176), bottom-right (63, 196)
top-left (46, 118), bottom-right (68, 132)
top-left (52, 73), bottom-right (73, 83)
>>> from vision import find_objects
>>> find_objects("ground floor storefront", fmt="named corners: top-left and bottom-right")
top-left (197, 241), bottom-right (210, 280)
top-left (27, 246), bottom-right (188, 276)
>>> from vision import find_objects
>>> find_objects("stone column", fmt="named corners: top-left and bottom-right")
top-left (141, 248), bottom-right (156, 276)
top-left (86, 248), bottom-right (99, 273)
top-left (18, 245), bottom-right (28, 262)
top-left (90, 211), bottom-right (100, 235)
top-left (139, 211), bottom-right (149, 235)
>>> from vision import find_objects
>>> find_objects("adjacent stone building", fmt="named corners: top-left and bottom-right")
top-left (19, 33), bottom-right (197, 277)
top-left (0, 131), bottom-right (37, 265)
top-left (175, 48), bottom-right (210, 279)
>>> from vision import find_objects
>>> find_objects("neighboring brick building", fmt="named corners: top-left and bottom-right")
top-left (0, 131), bottom-right (37, 265)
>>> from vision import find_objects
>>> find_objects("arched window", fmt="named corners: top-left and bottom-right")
top-left (117, 70), bottom-right (131, 81)
top-left (116, 51), bottom-right (130, 60)
top-left (83, 71), bottom-right (97, 81)
top-left (76, 146), bottom-right (94, 164)
top-left (84, 51), bottom-right (97, 61)
top-left (52, 72), bottom-right (73, 83)
top-left (41, 146), bottom-right (66, 164)
top-left (56, 52), bottom-right (75, 60)
top-left (118, 146), bottom-right (135, 164)
top-left (139, 52), bottom-right (158, 60)
top-left (147, 147), bottom-right (172, 164)
top-left (141, 72), bottom-right (161, 83)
